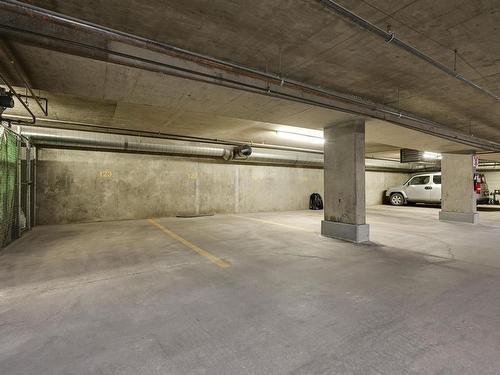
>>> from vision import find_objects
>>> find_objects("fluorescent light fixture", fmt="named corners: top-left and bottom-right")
top-left (423, 151), bottom-right (442, 160)
top-left (276, 127), bottom-right (324, 144)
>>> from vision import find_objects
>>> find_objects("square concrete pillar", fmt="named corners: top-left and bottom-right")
top-left (439, 153), bottom-right (479, 224)
top-left (321, 119), bottom-right (369, 243)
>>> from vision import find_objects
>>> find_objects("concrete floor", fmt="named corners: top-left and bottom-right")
top-left (1, 206), bottom-right (500, 374)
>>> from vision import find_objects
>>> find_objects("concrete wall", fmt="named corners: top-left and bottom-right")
top-left (36, 149), bottom-right (408, 224)
top-left (483, 172), bottom-right (500, 192)
top-left (365, 171), bottom-right (408, 206)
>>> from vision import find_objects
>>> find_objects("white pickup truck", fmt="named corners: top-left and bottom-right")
top-left (385, 172), bottom-right (490, 206)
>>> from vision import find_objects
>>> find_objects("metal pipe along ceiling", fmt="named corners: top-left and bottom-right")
top-left (317, 0), bottom-right (500, 102)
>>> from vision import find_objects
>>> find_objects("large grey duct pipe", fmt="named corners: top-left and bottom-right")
top-left (249, 150), bottom-right (323, 166)
top-left (21, 126), bottom-right (427, 171)
top-left (20, 126), bottom-right (324, 166)
top-left (21, 126), bottom-right (231, 158)
top-left (476, 164), bottom-right (500, 171)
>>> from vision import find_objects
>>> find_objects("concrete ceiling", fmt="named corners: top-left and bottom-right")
top-left (3, 45), bottom-right (472, 154)
top-left (2, 0), bottom-right (500, 156)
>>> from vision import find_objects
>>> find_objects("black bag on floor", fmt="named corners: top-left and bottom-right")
top-left (309, 193), bottom-right (323, 210)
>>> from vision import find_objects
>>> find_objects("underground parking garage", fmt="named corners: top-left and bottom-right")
top-left (2, 0), bottom-right (500, 374)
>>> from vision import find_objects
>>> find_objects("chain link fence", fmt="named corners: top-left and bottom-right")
top-left (0, 125), bottom-right (19, 247)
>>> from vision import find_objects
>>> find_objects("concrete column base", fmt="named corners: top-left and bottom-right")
top-left (321, 221), bottom-right (370, 243)
top-left (439, 211), bottom-right (479, 224)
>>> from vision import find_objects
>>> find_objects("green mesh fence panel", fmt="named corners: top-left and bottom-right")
top-left (0, 128), bottom-right (18, 247)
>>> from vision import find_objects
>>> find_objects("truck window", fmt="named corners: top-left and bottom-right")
top-left (433, 175), bottom-right (441, 184)
top-left (409, 175), bottom-right (430, 185)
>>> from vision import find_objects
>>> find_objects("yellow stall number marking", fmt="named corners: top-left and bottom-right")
top-left (99, 170), bottom-right (113, 177)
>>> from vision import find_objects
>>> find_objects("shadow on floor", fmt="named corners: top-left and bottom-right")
top-left (383, 204), bottom-right (500, 211)
top-left (478, 205), bottom-right (500, 212)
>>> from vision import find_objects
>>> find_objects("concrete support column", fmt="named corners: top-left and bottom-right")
top-left (321, 119), bottom-right (369, 243)
top-left (439, 153), bottom-right (478, 224)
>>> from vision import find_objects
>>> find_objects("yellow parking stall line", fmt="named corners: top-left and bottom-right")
top-left (148, 218), bottom-right (231, 269)
top-left (231, 215), bottom-right (315, 233)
